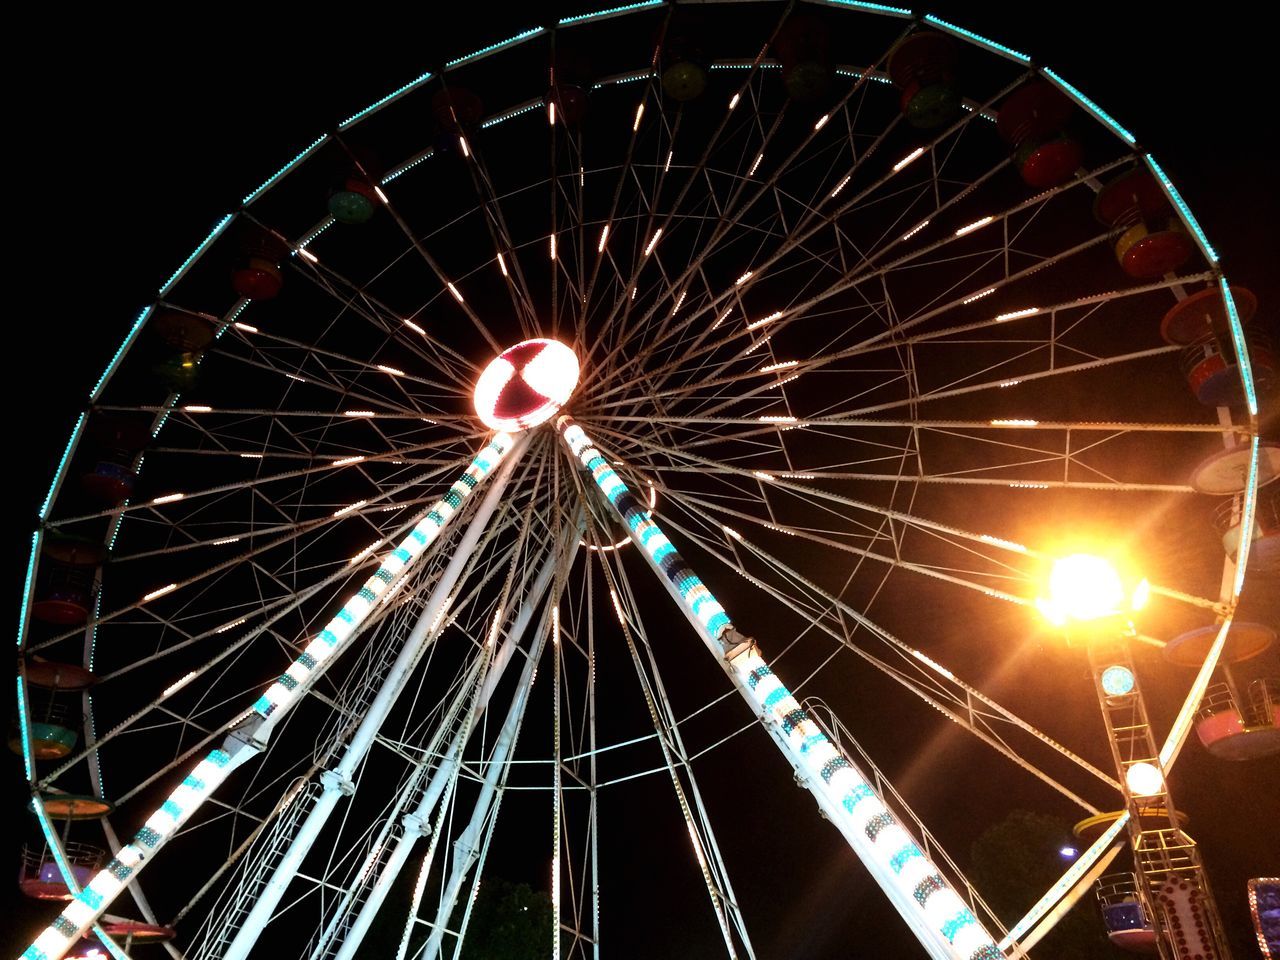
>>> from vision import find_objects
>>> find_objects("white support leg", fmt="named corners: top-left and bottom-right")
top-left (221, 438), bottom-right (529, 960)
top-left (330, 528), bottom-right (581, 960)
top-left (23, 433), bottom-right (524, 960)
top-left (308, 654), bottom-right (486, 960)
top-left (559, 419), bottom-right (1004, 960)
top-left (420, 598), bottom-right (557, 960)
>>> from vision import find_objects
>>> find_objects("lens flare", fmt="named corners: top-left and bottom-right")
top-left (1125, 761), bottom-right (1164, 796)
top-left (1036, 554), bottom-right (1146, 625)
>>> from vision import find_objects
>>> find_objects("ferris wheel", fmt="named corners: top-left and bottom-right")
top-left (15, 3), bottom-right (1275, 960)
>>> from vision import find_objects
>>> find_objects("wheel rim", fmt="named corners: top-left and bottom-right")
top-left (17, 6), bottom-right (1264, 960)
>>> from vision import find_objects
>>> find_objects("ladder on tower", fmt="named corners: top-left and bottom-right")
top-left (192, 777), bottom-right (323, 960)
top-left (310, 656), bottom-right (487, 960)
top-left (1086, 636), bottom-right (1234, 959)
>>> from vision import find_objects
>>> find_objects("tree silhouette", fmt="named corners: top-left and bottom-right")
top-left (359, 874), bottom-right (553, 960)
top-left (457, 879), bottom-right (554, 960)
top-left (969, 810), bottom-right (1113, 959)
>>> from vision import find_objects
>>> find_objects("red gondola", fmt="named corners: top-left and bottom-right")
top-left (998, 81), bottom-right (1082, 188)
top-left (888, 32), bottom-right (961, 129)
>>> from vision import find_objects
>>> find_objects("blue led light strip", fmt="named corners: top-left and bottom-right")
top-left (560, 419), bottom-right (1002, 960)
top-left (1213, 281), bottom-right (1264, 424)
top-left (252, 432), bottom-right (515, 719)
top-left (22, 434), bottom-right (516, 960)
top-left (444, 27), bottom-right (544, 69)
top-left (1144, 155), bottom-right (1218, 264)
top-left (21, 747), bottom-right (239, 960)
top-left (709, 61), bottom-right (782, 71)
top-left (590, 71), bottom-right (656, 90)
top-left (16, 677), bottom-right (34, 779)
top-left (242, 135), bottom-right (328, 206)
top-left (299, 218), bottom-right (337, 249)
top-left (836, 66), bottom-right (894, 84)
top-left (1041, 68), bottom-right (1136, 145)
top-left (480, 102), bottom-right (542, 129)
top-left (561, 422), bottom-right (729, 641)
top-left (215, 299), bottom-right (252, 341)
top-left (87, 593), bottom-right (102, 673)
top-left (90, 306), bottom-right (153, 401)
top-left (106, 501), bottom-right (128, 552)
top-left (340, 71), bottom-right (434, 129)
top-left (1230, 435), bottom-right (1261, 597)
top-left (30, 800), bottom-right (74, 882)
top-left (826, 0), bottom-right (912, 17)
top-left (159, 213), bottom-right (235, 296)
top-left (559, 0), bottom-right (663, 26)
top-left (18, 531), bottom-right (42, 651)
top-left (152, 397), bottom-right (178, 438)
top-left (922, 15), bottom-right (1031, 64)
top-left (1218, 280), bottom-right (1259, 419)
top-left (87, 688), bottom-right (106, 797)
top-left (382, 149), bottom-right (435, 184)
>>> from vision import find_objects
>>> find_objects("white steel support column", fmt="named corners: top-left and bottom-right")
top-left (310, 653), bottom-right (486, 960)
top-left (221, 435), bottom-right (530, 960)
top-left (420, 592), bottom-right (559, 960)
top-left (331, 527), bottom-right (581, 960)
top-left (23, 433), bottom-right (523, 960)
top-left (550, 602), bottom-right (562, 960)
top-left (559, 418), bottom-right (1003, 960)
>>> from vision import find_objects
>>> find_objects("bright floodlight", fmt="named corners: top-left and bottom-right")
top-left (1100, 664), bottom-right (1136, 696)
top-left (474, 339), bottom-right (579, 432)
top-left (1125, 761), bottom-right (1164, 797)
top-left (1036, 553), bottom-right (1149, 626)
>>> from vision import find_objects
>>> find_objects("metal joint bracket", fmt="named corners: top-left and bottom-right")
top-left (321, 769), bottom-right (356, 796)
top-left (454, 840), bottom-right (481, 865)
top-left (222, 713), bottom-right (269, 757)
top-left (402, 813), bottom-right (429, 836)
top-left (719, 626), bottom-right (756, 662)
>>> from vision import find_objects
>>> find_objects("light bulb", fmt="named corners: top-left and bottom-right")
top-left (1126, 762), bottom-right (1163, 796)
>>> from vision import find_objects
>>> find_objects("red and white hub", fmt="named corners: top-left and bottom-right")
top-left (473, 338), bottom-right (580, 432)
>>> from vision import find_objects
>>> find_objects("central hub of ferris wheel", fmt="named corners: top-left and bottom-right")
top-left (473, 338), bottom-right (580, 432)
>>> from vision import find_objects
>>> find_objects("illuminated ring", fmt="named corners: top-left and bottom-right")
top-left (473, 338), bottom-right (579, 432)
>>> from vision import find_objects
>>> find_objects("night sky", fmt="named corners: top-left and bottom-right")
top-left (7, 4), bottom-right (1278, 959)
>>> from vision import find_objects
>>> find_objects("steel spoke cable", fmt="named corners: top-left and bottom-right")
top-left (650, 496), bottom-right (1115, 809)
top-left (36, 498), bottom-right (530, 798)
top-left (589, 148), bottom-right (1134, 409)
top-left (588, 19), bottom-right (923, 382)
top-left (589, 66), bottom-right (1036, 397)
top-left (582, 416), bottom-right (1224, 619)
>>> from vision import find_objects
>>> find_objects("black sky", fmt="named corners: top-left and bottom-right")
top-left (7, 3), bottom-right (1278, 958)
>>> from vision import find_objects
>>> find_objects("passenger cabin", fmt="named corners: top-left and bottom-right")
top-left (1096, 872), bottom-right (1159, 953)
top-left (18, 841), bottom-right (104, 900)
top-left (1165, 623), bottom-right (1280, 760)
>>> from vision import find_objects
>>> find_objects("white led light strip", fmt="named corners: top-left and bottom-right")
top-left (22, 433), bottom-right (517, 960)
top-left (558, 420), bottom-right (1002, 960)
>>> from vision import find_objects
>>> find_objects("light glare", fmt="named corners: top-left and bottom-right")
top-left (1125, 762), bottom-right (1163, 796)
top-left (1037, 554), bottom-right (1128, 625)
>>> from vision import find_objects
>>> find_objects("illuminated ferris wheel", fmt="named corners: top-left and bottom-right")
top-left (15, 3), bottom-right (1276, 960)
